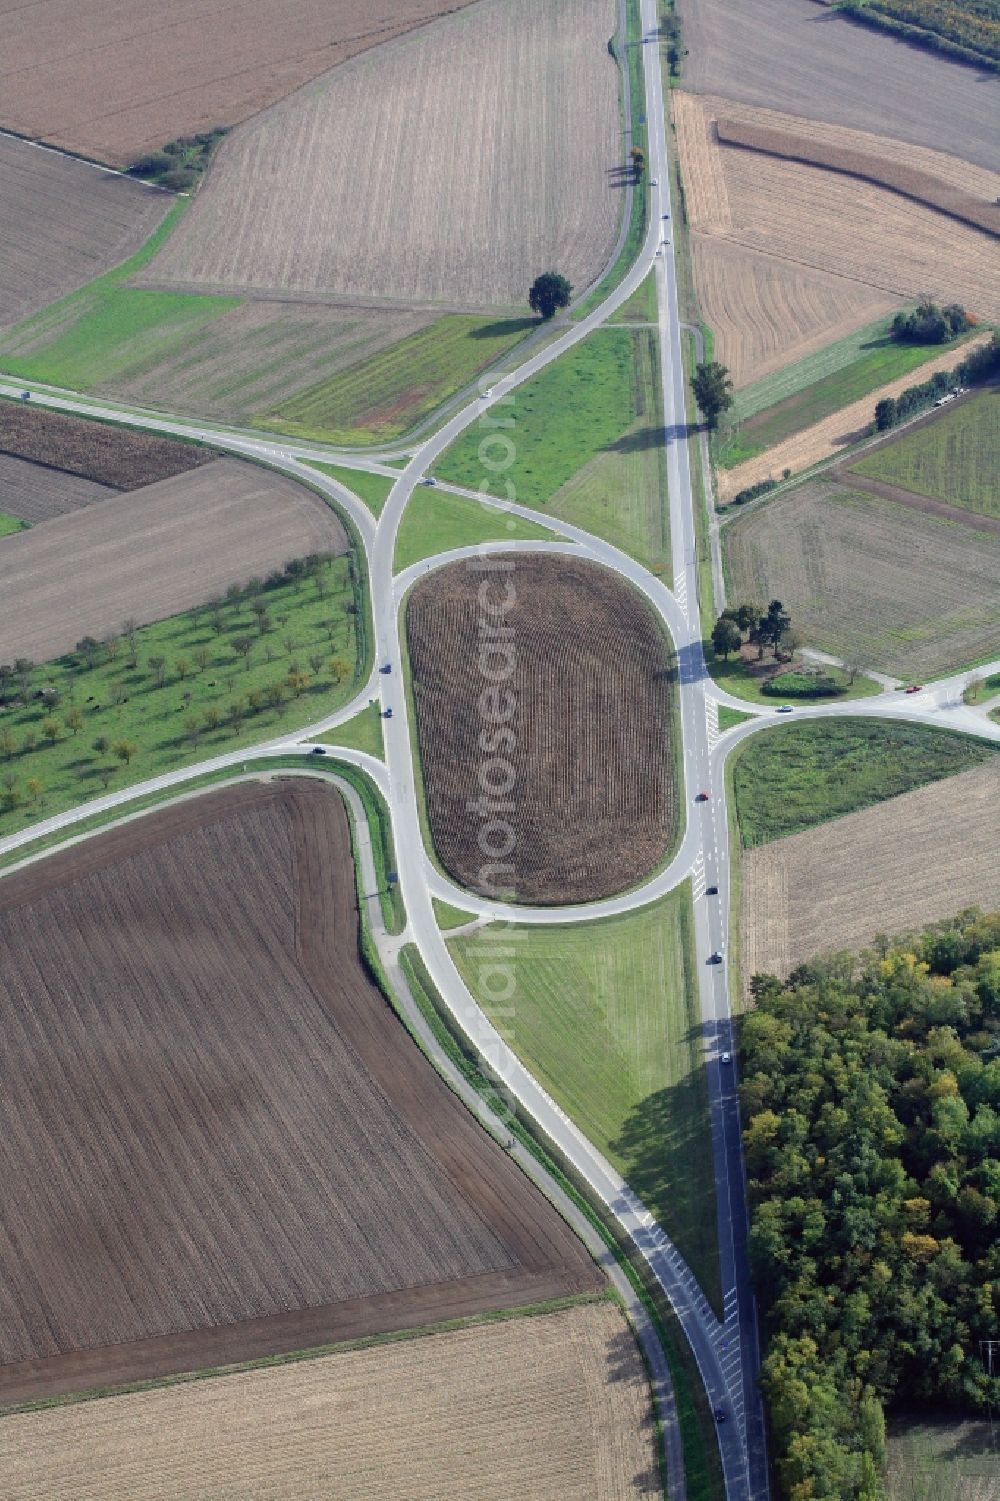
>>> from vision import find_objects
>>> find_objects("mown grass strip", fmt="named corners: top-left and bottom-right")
top-left (730, 719), bottom-right (999, 847)
top-left (317, 703), bottom-right (384, 761)
top-left (393, 487), bottom-right (557, 572)
top-left (851, 387), bottom-right (999, 518)
top-left (303, 461), bottom-right (397, 517)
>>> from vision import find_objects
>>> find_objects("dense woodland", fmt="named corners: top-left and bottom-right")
top-left (741, 910), bottom-right (1000, 1498)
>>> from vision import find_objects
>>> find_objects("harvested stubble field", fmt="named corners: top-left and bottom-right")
top-left (741, 764), bottom-right (1000, 983)
top-left (718, 334), bottom-right (993, 497)
top-left (406, 554), bottom-right (676, 904)
top-left (672, 91), bottom-right (999, 389)
top-left (723, 477), bottom-right (1000, 677)
top-left (0, 458), bottom-right (347, 663)
top-left (0, 453), bottom-right (116, 524)
top-left (0, 0), bottom-right (483, 167)
top-left (677, 0), bottom-right (998, 169)
top-left (0, 134), bottom-right (169, 330)
top-left (0, 781), bottom-right (601, 1403)
top-left (0, 401), bottom-right (211, 489)
top-left (0, 1302), bottom-right (657, 1500)
top-left (139, 0), bottom-right (620, 311)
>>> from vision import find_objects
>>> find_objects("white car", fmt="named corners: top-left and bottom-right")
top-left (776, 704), bottom-right (794, 713)
top-left (720, 1052), bottom-right (733, 1066)
top-left (650, 177), bottom-right (659, 186)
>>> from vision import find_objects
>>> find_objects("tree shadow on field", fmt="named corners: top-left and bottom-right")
top-left (603, 1325), bottom-right (662, 1495)
top-left (607, 164), bottom-right (635, 190)
top-left (467, 317), bottom-right (537, 340)
top-left (601, 425), bottom-right (678, 456)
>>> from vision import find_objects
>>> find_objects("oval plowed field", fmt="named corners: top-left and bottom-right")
top-left (406, 554), bottom-right (676, 903)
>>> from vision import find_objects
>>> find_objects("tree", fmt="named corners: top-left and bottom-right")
top-left (874, 397), bottom-right (897, 432)
top-left (760, 599), bottom-right (792, 656)
top-left (93, 734), bottom-right (110, 757)
top-left (712, 616), bottom-right (742, 660)
top-left (122, 618), bottom-right (140, 666)
top-left (232, 635), bottom-right (255, 669)
top-left (265, 680), bottom-right (287, 711)
top-left (25, 776), bottom-right (42, 806)
top-left (41, 716), bottom-right (60, 746)
top-left (528, 272), bottom-right (573, 321)
top-left (64, 705), bottom-right (84, 735)
top-left (183, 715), bottom-right (201, 746)
top-left (175, 656), bottom-right (191, 681)
top-left (629, 145), bottom-right (646, 179)
top-left (103, 633), bottom-right (121, 662)
top-left (193, 646), bottom-right (211, 673)
top-left (203, 706), bottom-right (222, 732)
top-left (0, 728), bottom-right (15, 761)
top-left (76, 635), bottom-right (101, 669)
top-left (148, 655), bottom-right (167, 687)
top-left (112, 738), bottom-right (138, 765)
top-left (14, 658), bottom-right (34, 699)
top-left (690, 361), bottom-right (734, 429)
top-left (329, 656), bottom-right (350, 684)
top-left (97, 764), bottom-right (116, 789)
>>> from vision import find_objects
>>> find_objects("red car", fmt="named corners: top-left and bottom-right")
top-left (905, 684), bottom-right (924, 694)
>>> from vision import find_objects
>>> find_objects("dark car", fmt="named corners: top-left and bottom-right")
top-left (309, 745), bottom-right (327, 756)
top-left (696, 790), bottom-right (710, 802)
top-left (379, 662), bottom-right (392, 674)
top-left (705, 884), bottom-right (719, 896)
top-left (714, 1407), bottom-right (727, 1423)
top-left (708, 951), bottom-right (723, 965)
top-left (383, 706), bottom-right (393, 719)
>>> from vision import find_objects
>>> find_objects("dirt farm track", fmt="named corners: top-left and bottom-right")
top-left (0, 0), bottom-right (484, 167)
top-left (407, 554), bottom-right (677, 904)
top-left (0, 781), bottom-right (601, 1403)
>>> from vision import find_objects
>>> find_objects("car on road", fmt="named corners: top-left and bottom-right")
top-left (708, 951), bottom-right (724, 965)
top-left (714, 1408), bottom-right (728, 1423)
top-left (696, 790), bottom-right (710, 802)
top-left (383, 707), bottom-right (393, 719)
top-left (422, 477), bottom-right (437, 487)
top-left (662, 212), bottom-right (669, 219)
top-left (650, 177), bottom-right (658, 186)
top-left (905, 683), bottom-right (924, 694)
top-left (775, 704), bottom-right (793, 713)
top-left (379, 663), bottom-right (392, 674)
top-left (720, 1052), bottom-right (732, 1065)
top-left (705, 884), bottom-right (719, 896)
top-left (20, 390), bottom-right (30, 401)
top-left (309, 745), bottom-right (327, 756)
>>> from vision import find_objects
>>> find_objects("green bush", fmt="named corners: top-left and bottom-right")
top-left (762, 670), bottom-right (846, 699)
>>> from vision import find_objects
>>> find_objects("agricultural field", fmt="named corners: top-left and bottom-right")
top-left (449, 886), bottom-right (721, 1300)
top-left (0, 400), bottom-right (212, 489)
top-left (730, 720), bottom-right (998, 847)
top-left (436, 328), bottom-right (670, 569)
top-left (266, 316), bottom-right (536, 446)
top-left (139, 0), bottom-right (620, 312)
top-left (842, 0), bottom-right (1000, 69)
top-left (394, 490), bottom-right (557, 573)
top-left (851, 387), bottom-right (1000, 519)
top-left (722, 476), bottom-right (1000, 676)
top-left (0, 554), bottom-right (361, 838)
top-left (741, 763), bottom-right (1000, 982)
top-left (0, 454), bottom-right (116, 524)
top-left (0, 0), bottom-right (484, 167)
top-left (406, 554), bottom-right (677, 904)
top-left (0, 458), bottom-right (347, 663)
top-left (0, 781), bottom-right (601, 1403)
top-left (676, 0), bottom-right (998, 168)
top-left (0, 134), bottom-right (169, 330)
top-left (0, 1302), bottom-right (658, 1500)
top-left (886, 1414), bottom-right (1000, 1501)
top-left (672, 90), bottom-right (999, 407)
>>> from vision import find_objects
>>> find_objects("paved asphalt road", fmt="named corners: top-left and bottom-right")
top-left (2, 0), bottom-right (999, 1492)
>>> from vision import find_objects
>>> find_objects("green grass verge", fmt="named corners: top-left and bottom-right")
top-left (447, 886), bottom-right (721, 1312)
top-left (393, 487), bottom-right (557, 573)
top-left (0, 557), bottom-right (363, 840)
top-left (399, 942), bottom-right (722, 1501)
top-left (717, 705), bottom-right (756, 732)
top-left (616, 269), bottom-right (658, 324)
top-left (303, 461), bottom-right (397, 517)
top-left (317, 703), bottom-right (384, 760)
top-left (717, 329), bottom-right (974, 468)
top-left (731, 719), bottom-right (999, 846)
top-left (705, 653), bottom-right (882, 706)
top-left (0, 511), bottom-right (27, 536)
top-left (852, 388), bottom-right (999, 518)
top-left (262, 315), bottom-right (536, 446)
top-left (432, 897), bottom-right (477, 930)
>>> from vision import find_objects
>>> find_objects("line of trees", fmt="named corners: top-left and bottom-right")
top-left (890, 299), bottom-right (971, 346)
top-left (874, 331), bottom-right (1000, 432)
top-left (742, 909), bottom-right (1000, 1498)
top-left (711, 599), bottom-right (793, 661)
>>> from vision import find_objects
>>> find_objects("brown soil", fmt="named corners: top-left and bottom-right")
top-left (0, 457), bottom-right (347, 662)
top-left (0, 780), bottom-right (601, 1404)
top-left (833, 470), bottom-right (1000, 536)
top-left (715, 117), bottom-right (1000, 238)
top-left (742, 763), bottom-right (1000, 983)
top-left (406, 554), bottom-right (677, 904)
top-left (0, 453), bottom-right (117, 524)
top-left (0, 402), bottom-right (212, 489)
top-left (0, 0), bottom-right (485, 167)
top-left (0, 1303), bottom-right (659, 1500)
top-left (0, 134), bottom-right (169, 329)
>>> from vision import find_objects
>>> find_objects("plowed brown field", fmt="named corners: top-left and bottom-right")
top-left (0, 401), bottom-right (212, 489)
top-left (0, 457), bottom-right (347, 662)
top-left (0, 781), bottom-right (601, 1404)
top-left (0, 453), bottom-right (117, 523)
top-left (0, 0), bottom-right (483, 167)
top-left (139, 0), bottom-right (620, 311)
top-left (673, 92), bottom-right (1000, 383)
top-left (0, 1303), bottom-right (657, 1500)
top-left (406, 554), bottom-right (676, 904)
top-left (677, 0), bottom-right (997, 169)
top-left (741, 764), bottom-right (1000, 982)
top-left (0, 134), bottom-right (169, 328)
